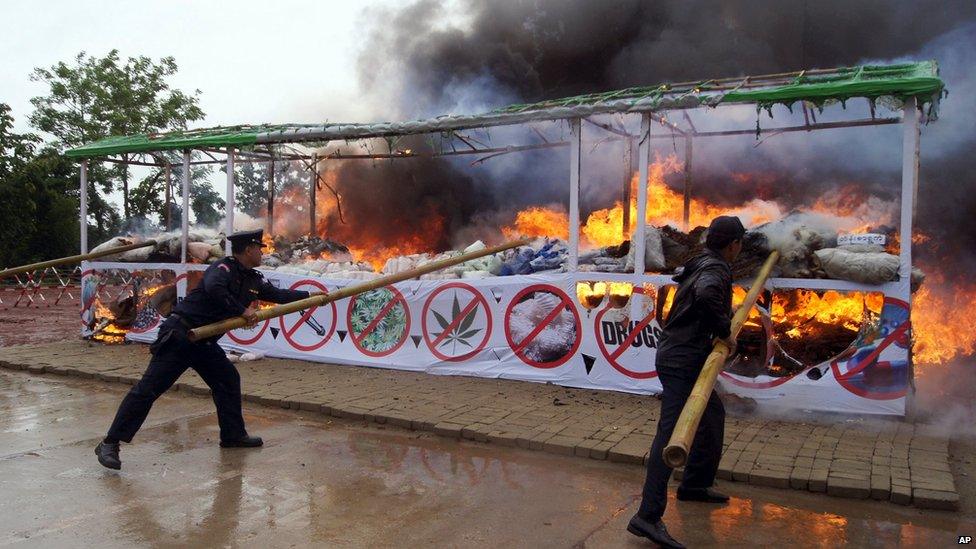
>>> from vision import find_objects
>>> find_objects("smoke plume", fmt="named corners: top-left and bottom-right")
top-left (350, 1), bottom-right (976, 271)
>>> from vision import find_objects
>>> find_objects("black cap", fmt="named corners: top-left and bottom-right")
top-left (227, 229), bottom-right (266, 248)
top-left (708, 216), bottom-right (746, 239)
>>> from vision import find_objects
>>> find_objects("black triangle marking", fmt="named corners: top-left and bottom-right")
top-left (411, 335), bottom-right (422, 348)
top-left (582, 354), bottom-right (596, 375)
top-left (491, 349), bottom-right (502, 361)
top-left (337, 330), bottom-right (347, 342)
top-left (270, 327), bottom-right (280, 340)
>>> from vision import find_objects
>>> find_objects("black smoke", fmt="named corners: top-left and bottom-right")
top-left (360, 0), bottom-right (974, 117)
top-left (348, 0), bottom-right (976, 274)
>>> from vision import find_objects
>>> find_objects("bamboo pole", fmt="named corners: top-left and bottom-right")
top-left (662, 251), bottom-right (780, 468)
top-left (187, 238), bottom-right (531, 342)
top-left (0, 240), bottom-right (157, 279)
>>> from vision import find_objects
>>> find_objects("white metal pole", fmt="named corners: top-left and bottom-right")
top-left (79, 161), bottom-right (89, 254)
top-left (181, 151), bottom-right (190, 263)
top-left (225, 149), bottom-right (235, 256)
top-left (633, 114), bottom-right (652, 275)
top-left (899, 97), bottom-right (920, 293)
top-left (568, 118), bottom-right (582, 271)
top-left (79, 160), bottom-right (91, 337)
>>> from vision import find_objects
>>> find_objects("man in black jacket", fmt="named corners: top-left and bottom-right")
top-left (95, 230), bottom-right (312, 470)
top-left (628, 216), bottom-right (745, 549)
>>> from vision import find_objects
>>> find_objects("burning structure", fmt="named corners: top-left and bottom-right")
top-left (66, 61), bottom-right (946, 416)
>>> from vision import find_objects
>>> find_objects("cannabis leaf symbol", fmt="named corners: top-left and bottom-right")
top-left (432, 291), bottom-right (481, 350)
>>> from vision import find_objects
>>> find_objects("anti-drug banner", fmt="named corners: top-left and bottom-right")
top-left (126, 271), bottom-right (910, 416)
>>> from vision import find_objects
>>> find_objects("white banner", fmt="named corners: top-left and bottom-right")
top-left (125, 271), bottom-right (909, 416)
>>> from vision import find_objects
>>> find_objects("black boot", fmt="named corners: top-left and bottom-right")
top-left (220, 435), bottom-right (263, 448)
top-left (627, 515), bottom-right (685, 549)
top-left (95, 441), bottom-right (121, 470)
top-left (676, 486), bottom-right (730, 503)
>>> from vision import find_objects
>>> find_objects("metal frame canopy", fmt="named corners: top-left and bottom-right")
top-left (69, 60), bottom-right (942, 284)
top-left (71, 61), bottom-right (943, 414)
top-left (65, 61), bottom-right (942, 158)
top-left (71, 59), bottom-right (942, 327)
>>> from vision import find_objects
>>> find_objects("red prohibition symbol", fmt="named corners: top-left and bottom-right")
top-left (279, 279), bottom-right (337, 352)
top-left (593, 287), bottom-right (658, 379)
top-left (504, 284), bottom-right (582, 369)
top-left (422, 282), bottom-right (493, 362)
top-left (346, 285), bottom-right (411, 358)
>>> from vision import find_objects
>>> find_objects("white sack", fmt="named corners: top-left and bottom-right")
top-left (814, 248), bottom-right (899, 284)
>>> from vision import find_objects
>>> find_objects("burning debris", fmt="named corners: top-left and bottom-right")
top-left (261, 234), bottom-right (351, 266)
top-left (89, 281), bottom-right (178, 344)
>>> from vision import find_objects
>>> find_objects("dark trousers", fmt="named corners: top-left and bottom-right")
top-left (106, 318), bottom-right (247, 443)
top-left (637, 363), bottom-right (725, 522)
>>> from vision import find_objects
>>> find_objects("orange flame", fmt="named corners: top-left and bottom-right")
top-left (503, 155), bottom-right (784, 247)
top-left (262, 232), bottom-right (276, 253)
top-left (912, 270), bottom-right (976, 367)
top-left (502, 206), bottom-right (570, 240)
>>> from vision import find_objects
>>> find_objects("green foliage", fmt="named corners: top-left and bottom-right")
top-left (29, 50), bottom-right (205, 225)
top-left (227, 156), bottom-right (306, 217)
top-left (0, 104), bottom-right (79, 267)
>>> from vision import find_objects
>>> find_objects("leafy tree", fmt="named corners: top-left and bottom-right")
top-left (0, 104), bottom-right (38, 177)
top-left (0, 104), bottom-right (78, 267)
top-left (127, 150), bottom-right (225, 230)
top-left (29, 50), bottom-right (204, 228)
top-left (227, 155), bottom-right (307, 218)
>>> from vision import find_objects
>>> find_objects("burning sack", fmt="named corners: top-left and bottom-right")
top-left (756, 213), bottom-right (837, 278)
top-left (814, 248), bottom-right (898, 285)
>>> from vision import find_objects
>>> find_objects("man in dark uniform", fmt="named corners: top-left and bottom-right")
top-left (627, 216), bottom-right (745, 549)
top-left (95, 229), bottom-right (312, 470)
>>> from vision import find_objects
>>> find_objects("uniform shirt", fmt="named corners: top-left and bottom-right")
top-left (172, 256), bottom-right (310, 329)
top-left (655, 248), bottom-right (733, 368)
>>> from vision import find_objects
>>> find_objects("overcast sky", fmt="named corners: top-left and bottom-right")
top-left (0, 0), bottom-right (407, 134)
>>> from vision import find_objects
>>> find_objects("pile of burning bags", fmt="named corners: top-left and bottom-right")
top-left (579, 212), bottom-right (924, 287)
top-left (90, 211), bottom-right (923, 287)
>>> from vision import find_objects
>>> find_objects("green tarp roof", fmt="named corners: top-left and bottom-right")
top-left (65, 61), bottom-right (944, 159)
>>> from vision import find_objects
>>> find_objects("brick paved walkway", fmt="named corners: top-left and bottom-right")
top-left (0, 341), bottom-right (959, 510)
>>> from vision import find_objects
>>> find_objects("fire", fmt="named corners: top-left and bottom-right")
top-left (92, 300), bottom-right (128, 344)
top-left (502, 206), bottom-right (570, 240)
top-left (253, 157), bottom-right (976, 370)
top-left (608, 282), bottom-right (633, 308)
top-left (262, 232), bottom-right (276, 253)
top-left (576, 281), bottom-right (607, 309)
top-left (912, 271), bottom-right (976, 367)
top-left (764, 289), bottom-right (884, 341)
top-left (90, 281), bottom-right (173, 344)
top-left (344, 214), bottom-right (448, 271)
top-left (274, 168), bottom-right (449, 271)
top-left (503, 155), bottom-right (783, 247)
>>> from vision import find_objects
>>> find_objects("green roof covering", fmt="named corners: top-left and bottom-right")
top-left (65, 61), bottom-right (944, 159)
top-left (64, 124), bottom-right (300, 158)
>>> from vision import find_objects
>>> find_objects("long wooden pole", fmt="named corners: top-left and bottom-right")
top-left (187, 238), bottom-right (531, 342)
top-left (662, 251), bottom-right (780, 468)
top-left (0, 240), bottom-right (157, 279)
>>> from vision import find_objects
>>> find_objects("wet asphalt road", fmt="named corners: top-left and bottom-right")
top-left (0, 370), bottom-right (970, 548)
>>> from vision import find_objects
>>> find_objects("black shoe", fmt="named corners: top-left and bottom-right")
top-left (627, 515), bottom-right (685, 549)
top-left (676, 486), bottom-right (729, 503)
top-left (220, 435), bottom-right (263, 448)
top-left (95, 441), bottom-right (121, 470)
